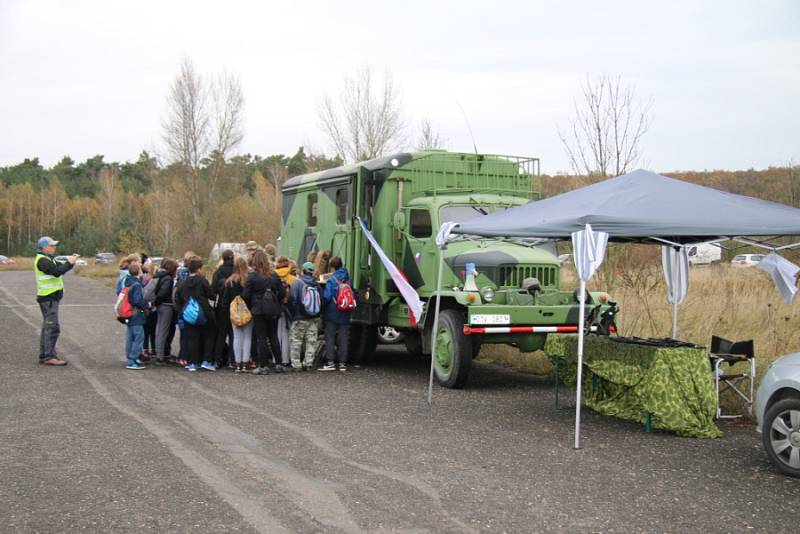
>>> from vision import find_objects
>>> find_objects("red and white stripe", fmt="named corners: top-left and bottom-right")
top-left (463, 325), bottom-right (599, 335)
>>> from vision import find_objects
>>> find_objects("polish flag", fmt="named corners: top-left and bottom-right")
top-left (358, 217), bottom-right (424, 325)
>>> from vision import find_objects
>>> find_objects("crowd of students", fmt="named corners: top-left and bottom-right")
top-left (115, 241), bottom-right (354, 374)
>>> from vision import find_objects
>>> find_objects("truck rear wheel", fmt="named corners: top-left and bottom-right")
top-left (349, 324), bottom-right (377, 364)
top-left (403, 332), bottom-right (423, 356)
top-left (433, 310), bottom-right (472, 388)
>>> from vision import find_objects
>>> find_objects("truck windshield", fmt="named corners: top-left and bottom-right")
top-left (440, 205), bottom-right (511, 223)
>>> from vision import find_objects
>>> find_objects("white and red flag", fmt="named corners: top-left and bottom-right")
top-left (357, 217), bottom-right (424, 325)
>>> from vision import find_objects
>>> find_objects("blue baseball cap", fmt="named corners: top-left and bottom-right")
top-left (302, 261), bottom-right (315, 273)
top-left (37, 236), bottom-right (59, 248)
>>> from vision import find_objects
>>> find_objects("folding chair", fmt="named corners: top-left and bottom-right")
top-left (709, 336), bottom-right (756, 419)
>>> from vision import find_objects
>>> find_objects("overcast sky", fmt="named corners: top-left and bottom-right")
top-left (1, 0), bottom-right (798, 174)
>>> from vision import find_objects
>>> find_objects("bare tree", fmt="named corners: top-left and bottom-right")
top-left (318, 67), bottom-right (406, 163)
top-left (161, 57), bottom-right (245, 244)
top-left (559, 74), bottom-right (652, 178)
top-left (97, 167), bottom-right (121, 235)
top-left (416, 119), bottom-right (446, 150)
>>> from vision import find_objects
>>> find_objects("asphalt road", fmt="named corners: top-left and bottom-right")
top-left (1, 270), bottom-right (797, 533)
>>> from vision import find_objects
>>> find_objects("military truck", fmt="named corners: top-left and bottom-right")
top-left (280, 151), bottom-right (617, 388)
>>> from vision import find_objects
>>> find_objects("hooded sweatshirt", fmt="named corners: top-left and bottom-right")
top-left (289, 273), bottom-right (319, 320)
top-left (174, 273), bottom-right (215, 326)
top-left (211, 257), bottom-right (234, 300)
top-left (322, 267), bottom-right (352, 325)
top-left (151, 268), bottom-right (174, 306)
top-left (122, 274), bottom-right (147, 326)
top-left (274, 266), bottom-right (297, 287)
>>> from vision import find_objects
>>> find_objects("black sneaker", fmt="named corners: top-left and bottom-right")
top-left (338, 364), bottom-right (347, 372)
top-left (319, 363), bottom-right (336, 372)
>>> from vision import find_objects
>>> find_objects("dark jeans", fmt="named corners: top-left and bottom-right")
top-left (252, 315), bottom-right (281, 368)
top-left (184, 323), bottom-right (215, 366)
top-left (144, 310), bottom-right (157, 351)
top-left (38, 300), bottom-right (60, 360)
top-left (213, 306), bottom-right (232, 366)
top-left (324, 321), bottom-right (350, 365)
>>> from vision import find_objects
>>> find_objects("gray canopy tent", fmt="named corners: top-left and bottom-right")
top-left (430, 169), bottom-right (800, 448)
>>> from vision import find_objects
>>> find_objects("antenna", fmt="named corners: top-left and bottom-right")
top-left (452, 96), bottom-right (478, 154)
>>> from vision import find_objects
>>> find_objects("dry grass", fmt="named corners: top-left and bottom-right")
top-left (0, 257), bottom-right (34, 271)
top-left (479, 263), bottom-right (797, 415)
top-left (75, 264), bottom-right (120, 287)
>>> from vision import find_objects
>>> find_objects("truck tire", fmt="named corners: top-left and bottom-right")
top-left (403, 332), bottom-right (423, 356)
top-left (433, 309), bottom-right (472, 388)
top-left (349, 324), bottom-right (377, 365)
top-left (761, 398), bottom-right (800, 478)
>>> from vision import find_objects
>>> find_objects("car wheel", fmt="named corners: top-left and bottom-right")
top-left (762, 398), bottom-right (800, 478)
top-left (377, 326), bottom-right (403, 344)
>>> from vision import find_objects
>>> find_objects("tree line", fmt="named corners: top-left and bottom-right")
top-left (0, 148), bottom-right (340, 257)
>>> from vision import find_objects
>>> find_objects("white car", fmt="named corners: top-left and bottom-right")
top-left (55, 255), bottom-right (88, 267)
top-left (731, 254), bottom-right (764, 267)
top-left (755, 352), bottom-right (800, 477)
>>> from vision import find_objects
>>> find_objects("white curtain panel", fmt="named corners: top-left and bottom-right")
top-left (661, 246), bottom-right (689, 305)
top-left (571, 224), bottom-right (609, 282)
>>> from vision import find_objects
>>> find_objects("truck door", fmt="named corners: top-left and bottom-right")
top-left (322, 180), bottom-right (354, 266)
top-left (402, 207), bottom-right (434, 291)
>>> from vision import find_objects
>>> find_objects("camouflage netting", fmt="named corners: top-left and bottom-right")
top-left (545, 335), bottom-right (722, 439)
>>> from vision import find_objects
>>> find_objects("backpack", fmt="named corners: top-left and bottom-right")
top-left (182, 296), bottom-right (207, 326)
top-left (301, 281), bottom-right (321, 317)
top-left (261, 288), bottom-right (282, 319)
top-left (143, 276), bottom-right (161, 306)
top-left (229, 295), bottom-right (252, 327)
top-left (333, 277), bottom-right (357, 312)
top-left (115, 286), bottom-right (135, 321)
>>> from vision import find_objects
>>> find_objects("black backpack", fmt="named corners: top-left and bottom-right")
top-left (261, 287), bottom-right (282, 319)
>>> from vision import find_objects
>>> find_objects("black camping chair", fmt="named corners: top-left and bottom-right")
top-left (709, 336), bottom-right (756, 419)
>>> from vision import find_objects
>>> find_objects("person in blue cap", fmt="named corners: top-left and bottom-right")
top-left (33, 236), bottom-right (79, 366)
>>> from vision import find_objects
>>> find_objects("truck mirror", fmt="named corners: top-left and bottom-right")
top-left (393, 212), bottom-right (406, 231)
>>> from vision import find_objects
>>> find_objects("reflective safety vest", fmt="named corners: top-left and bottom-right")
top-left (34, 253), bottom-right (64, 297)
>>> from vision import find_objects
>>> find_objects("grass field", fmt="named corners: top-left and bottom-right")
top-left (0, 257), bottom-right (119, 286)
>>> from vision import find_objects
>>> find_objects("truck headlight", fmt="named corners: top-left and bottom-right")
top-left (479, 286), bottom-right (495, 303)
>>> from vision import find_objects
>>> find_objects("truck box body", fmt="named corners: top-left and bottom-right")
top-left (281, 151), bottom-right (616, 387)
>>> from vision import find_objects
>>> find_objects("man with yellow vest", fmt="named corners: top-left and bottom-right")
top-left (34, 236), bottom-right (78, 366)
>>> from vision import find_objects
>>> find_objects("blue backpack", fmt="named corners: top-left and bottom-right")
top-left (301, 281), bottom-right (321, 317)
top-left (182, 297), bottom-right (207, 326)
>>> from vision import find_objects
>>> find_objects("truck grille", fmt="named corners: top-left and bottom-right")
top-left (498, 265), bottom-right (557, 288)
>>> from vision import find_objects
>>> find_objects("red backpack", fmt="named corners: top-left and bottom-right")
top-left (333, 276), bottom-right (357, 312)
top-left (115, 286), bottom-right (135, 321)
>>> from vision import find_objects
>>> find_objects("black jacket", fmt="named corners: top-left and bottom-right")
top-left (174, 274), bottom-right (215, 325)
top-left (211, 260), bottom-right (234, 301)
top-left (36, 253), bottom-right (73, 303)
top-left (221, 279), bottom-right (244, 313)
top-left (152, 268), bottom-right (174, 306)
top-left (242, 271), bottom-right (285, 316)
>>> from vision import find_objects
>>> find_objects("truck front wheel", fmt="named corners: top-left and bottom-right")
top-left (433, 310), bottom-right (472, 389)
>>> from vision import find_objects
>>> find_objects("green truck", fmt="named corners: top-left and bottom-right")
top-left (280, 150), bottom-right (617, 387)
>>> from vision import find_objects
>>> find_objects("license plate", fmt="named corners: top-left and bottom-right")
top-left (470, 314), bottom-right (511, 325)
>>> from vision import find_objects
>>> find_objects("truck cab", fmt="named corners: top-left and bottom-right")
top-left (280, 151), bottom-right (617, 388)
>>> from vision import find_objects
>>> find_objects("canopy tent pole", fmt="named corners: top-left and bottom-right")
top-left (672, 247), bottom-right (680, 339)
top-left (427, 243), bottom-right (446, 405)
top-left (574, 278), bottom-right (587, 449)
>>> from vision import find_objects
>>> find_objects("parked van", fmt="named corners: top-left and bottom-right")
top-left (688, 243), bottom-right (722, 265)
